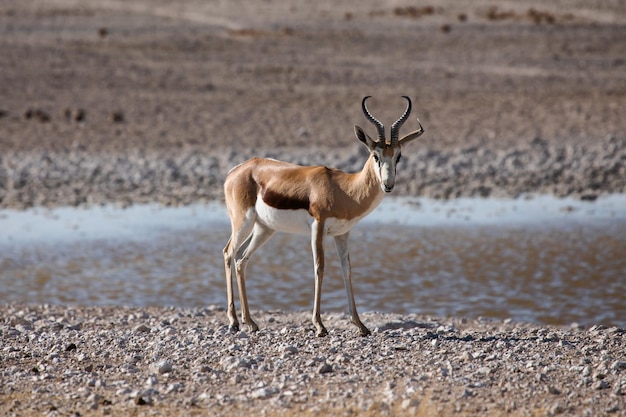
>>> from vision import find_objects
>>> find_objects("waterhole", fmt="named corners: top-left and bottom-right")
top-left (1, 196), bottom-right (625, 327)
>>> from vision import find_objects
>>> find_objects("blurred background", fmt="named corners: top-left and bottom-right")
top-left (1, 0), bottom-right (625, 326)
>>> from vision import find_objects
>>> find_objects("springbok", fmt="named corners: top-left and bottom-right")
top-left (223, 96), bottom-right (424, 336)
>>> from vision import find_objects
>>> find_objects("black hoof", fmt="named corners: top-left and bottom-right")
top-left (229, 323), bottom-right (240, 333)
top-left (316, 328), bottom-right (329, 337)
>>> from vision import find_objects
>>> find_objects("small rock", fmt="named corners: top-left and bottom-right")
top-left (152, 360), bottom-right (172, 374)
top-left (87, 393), bottom-right (102, 410)
top-left (221, 356), bottom-right (252, 370)
top-left (145, 376), bottom-right (158, 387)
top-left (548, 385), bottom-right (561, 395)
top-left (15, 324), bottom-right (32, 333)
top-left (318, 363), bottom-right (333, 374)
top-left (87, 378), bottom-right (105, 388)
top-left (135, 396), bottom-right (151, 406)
top-left (110, 111), bottom-right (125, 123)
top-left (477, 366), bottom-right (492, 375)
top-left (24, 108), bottom-right (50, 122)
top-left (461, 388), bottom-right (474, 398)
top-left (401, 398), bottom-right (420, 410)
top-left (166, 383), bottom-right (182, 394)
top-left (163, 327), bottom-right (176, 336)
top-left (605, 404), bottom-right (620, 414)
top-left (64, 108), bottom-right (86, 122)
top-left (496, 340), bottom-right (509, 349)
top-left (589, 325), bottom-right (607, 333)
top-left (580, 193), bottom-right (598, 201)
top-left (250, 388), bottom-right (271, 399)
top-left (134, 324), bottom-right (151, 333)
top-left (593, 380), bottom-right (609, 390)
top-left (283, 345), bottom-right (298, 355)
top-left (549, 402), bottom-right (565, 415)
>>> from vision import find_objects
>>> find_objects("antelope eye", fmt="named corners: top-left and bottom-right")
top-left (373, 154), bottom-right (379, 163)
top-left (396, 154), bottom-right (402, 163)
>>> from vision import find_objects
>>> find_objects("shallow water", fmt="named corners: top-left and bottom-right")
top-left (1, 196), bottom-right (625, 327)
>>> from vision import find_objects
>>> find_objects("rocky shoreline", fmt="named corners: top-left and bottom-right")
top-left (1, 304), bottom-right (624, 417)
top-left (1, 136), bottom-right (624, 209)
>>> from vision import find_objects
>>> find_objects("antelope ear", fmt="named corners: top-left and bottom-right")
top-left (354, 125), bottom-right (377, 150)
top-left (398, 120), bottom-right (425, 146)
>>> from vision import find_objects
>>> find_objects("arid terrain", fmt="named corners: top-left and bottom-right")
top-left (0, 0), bottom-right (625, 207)
top-left (2, 305), bottom-right (626, 417)
top-left (1, 0), bottom-right (625, 415)
top-left (1, 0), bottom-right (626, 153)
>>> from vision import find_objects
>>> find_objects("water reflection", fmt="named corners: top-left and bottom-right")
top-left (1, 197), bottom-right (625, 327)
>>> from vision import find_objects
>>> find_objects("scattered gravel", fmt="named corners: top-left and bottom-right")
top-left (1, 304), bottom-right (624, 416)
top-left (0, 136), bottom-right (624, 209)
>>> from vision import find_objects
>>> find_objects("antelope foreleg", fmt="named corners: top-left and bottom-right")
top-left (334, 233), bottom-right (370, 336)
top-left (311, 220), bottom-right (328, 337)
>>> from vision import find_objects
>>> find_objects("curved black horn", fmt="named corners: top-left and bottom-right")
top-left (361, 96), bottom-right (385, 142)
top-left (390, 96), bottom-right (412, 144)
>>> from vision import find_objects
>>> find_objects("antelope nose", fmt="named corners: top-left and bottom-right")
top-left (384, 184), bottom-right (394, 193)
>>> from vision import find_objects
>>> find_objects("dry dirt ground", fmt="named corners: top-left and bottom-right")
top-left (1, 0), bottom-right (625, 155)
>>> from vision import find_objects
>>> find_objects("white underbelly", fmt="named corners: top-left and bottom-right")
top-left (255, 198), bottom-right (312, 234)
top-left (254, 198), bottom-right (370, 236)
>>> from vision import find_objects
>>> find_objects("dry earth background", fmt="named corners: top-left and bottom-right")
top-left (0, 0), bottom-right (625, 207)
top-left (1, 0), bottom-right (626, 416)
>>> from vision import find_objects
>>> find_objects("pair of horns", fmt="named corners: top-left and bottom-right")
top-left (361, 96), bottom-right (413, 145)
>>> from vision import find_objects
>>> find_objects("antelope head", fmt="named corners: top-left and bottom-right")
top-left (354, 96), bottom-right (425, 193)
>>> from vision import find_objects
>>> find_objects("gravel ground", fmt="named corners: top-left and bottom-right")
top-left (1, 136), bottom-right (625, 209)
top-left (1, 304), bottom-right (625, 417)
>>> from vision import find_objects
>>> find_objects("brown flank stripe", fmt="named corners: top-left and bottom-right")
top-left (261, 186), bottom-right (310, 211)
